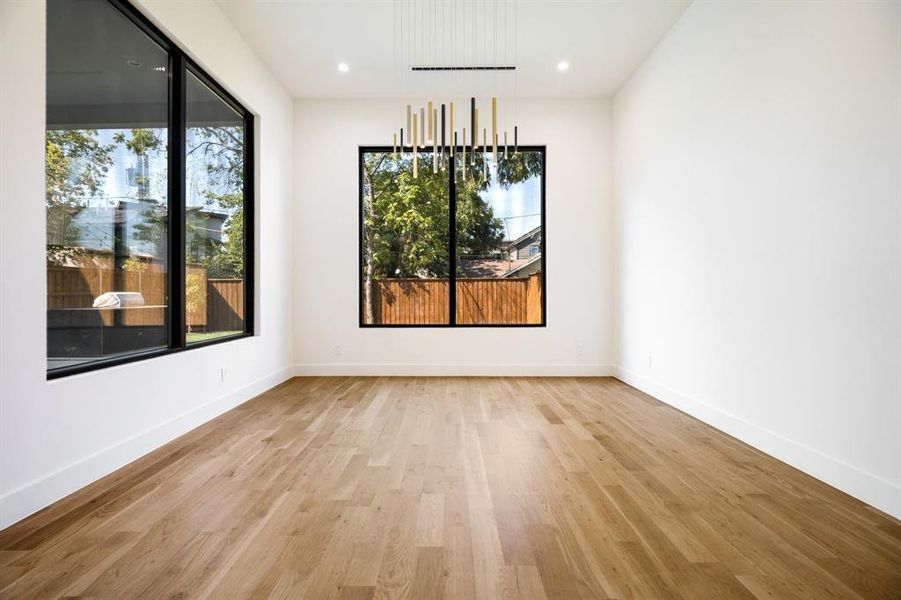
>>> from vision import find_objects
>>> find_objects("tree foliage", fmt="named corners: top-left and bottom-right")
top-left (46, 129), bottom-right (114, 209)
top-left (113, 128), bottom-right (163, 158)
top-left (202, 192), bottom-right (245, 278)
top-left (363, 153), bottom-right (450, 278)
top-left (495, 150), bottom-right (542, 187)
top-left (45, 129), bottom-right (115, 262)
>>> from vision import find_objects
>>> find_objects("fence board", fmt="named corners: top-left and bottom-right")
top-left (527, 273), bottom-right (542, 324)
top-left (207, 279), bottom-right (244, 332)
top-left (366, 275), bottom-right (542, 325)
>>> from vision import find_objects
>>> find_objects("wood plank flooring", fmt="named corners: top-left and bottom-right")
top-left (1, 377), bottom-right (898, 599)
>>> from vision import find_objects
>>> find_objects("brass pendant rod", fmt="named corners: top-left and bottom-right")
top-left (462, 127), bottom-right (467, 181)
top-left (449, 102), bottom-right (455, 157)
top-left (420, 107), bottom-right (425, 146)
top-left (491, 97), bottom-right (497, 160)
top-left (482, 128), bottom-right (487, 181)
top-left (470, 97), bottom-right (476, 153)
top-left (406, 105), bottom-right (412, 140)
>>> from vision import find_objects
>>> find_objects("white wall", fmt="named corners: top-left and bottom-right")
top-left (613, 1), bottom-right (901, 518)
top-left (0, 0), bottom-right (295, 529)
top-left (293, 98), bottom-right (614, 375)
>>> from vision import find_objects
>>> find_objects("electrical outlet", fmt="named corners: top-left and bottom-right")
top-left (334, 345), bottom-right (343, 356)
top-left (576, 343), bottom-right (584, 357)
top-left (220, 368), bottom-right (226, 383)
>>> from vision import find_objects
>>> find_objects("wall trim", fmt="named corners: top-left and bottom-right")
top-left (0, 365), bottom-right (294, 530)
top-left (614, 367), bottom-right (901, 520)
top-left (294, 363), bottom-right (615, 377)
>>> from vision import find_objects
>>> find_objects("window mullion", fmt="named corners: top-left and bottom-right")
top-left (243, 112), bottom-right (255, 336)
top-left (169, 53), bottom-right (187, 349)
top-left (448, 148), bottom-right (457, 326)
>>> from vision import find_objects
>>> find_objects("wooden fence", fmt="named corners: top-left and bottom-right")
top-left (367, 273), bottom-right (542, 325)
top-left (47, 264), bottom-right (243, 331)
top-left (207, 279), bottom-right (244, 332)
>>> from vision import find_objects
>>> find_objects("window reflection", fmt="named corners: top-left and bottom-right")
top-left (185, 72), bottom-right (247, 343)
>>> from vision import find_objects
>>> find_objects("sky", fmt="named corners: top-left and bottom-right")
top-left (482, 166), bottom-right (541, 241)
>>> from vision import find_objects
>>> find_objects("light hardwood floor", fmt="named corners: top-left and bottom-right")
top-left (0, 377), bottom-right (899, 599)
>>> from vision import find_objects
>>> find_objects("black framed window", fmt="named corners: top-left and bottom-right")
top-left (360, 146), bottom-right (545, 327)
top-left (46, 0), bottom-right (254, 378)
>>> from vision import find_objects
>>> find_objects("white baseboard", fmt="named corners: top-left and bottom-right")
top-left (0, 365), bottom-right (294, 530)
top-left (614, 367), bottom-right (901, 520)
top-left (294, 363), bottom-right (615, 377)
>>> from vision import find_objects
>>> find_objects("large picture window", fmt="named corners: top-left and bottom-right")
top-left (46, 0), bottom-right (253, 377)
top-left (360, 146), bottom-right (545, 326)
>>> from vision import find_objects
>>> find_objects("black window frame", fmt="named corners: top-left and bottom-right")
top-left (46, 0), bottom-right (255, 380)
top-left (358, 144), bottom-right (546, 328)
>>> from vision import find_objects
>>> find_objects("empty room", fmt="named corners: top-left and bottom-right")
top-left (0, 0), bottom-right (899, 598)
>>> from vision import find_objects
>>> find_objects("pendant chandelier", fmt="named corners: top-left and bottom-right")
top-left (391, 0), bottom-right (520, 179)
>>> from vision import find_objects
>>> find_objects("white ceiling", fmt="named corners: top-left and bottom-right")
top-left (215, 0), bottom-right (691, 99)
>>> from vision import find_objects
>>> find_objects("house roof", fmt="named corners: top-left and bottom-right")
top-left (505, 225), bottom-right (541, 249)
top-left (503, 254), bottom-right (542, 278)
top-left (458, 254), bottom-right (542, 279)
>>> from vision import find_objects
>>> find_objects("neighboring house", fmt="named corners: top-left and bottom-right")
top-left (51, 199), bottom-right (166, 256)
top-left (457, 225), bottom-right (542, 278)
top-left (186, 206), bottom-right (228, 260)
top-left (502, 252), bottom-right (542, 278)
top-left (506, 226), bottom-right (542, 261)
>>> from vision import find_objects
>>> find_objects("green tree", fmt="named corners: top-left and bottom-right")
top-left (113, 128), bottom-right (163, 165)
top-left (45, 129), bottom-right (114, 264)
top-left (185, 263), bottom-right (205, 333)
top-left (201, 192), bottom-right (244, 278)
top-left (363, 152), bottom-right (450, 279)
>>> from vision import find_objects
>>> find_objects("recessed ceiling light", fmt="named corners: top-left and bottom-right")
top-left (338, 62), bottom-right (350, 73)
top-left (557, 61), bottom-right (570, 72)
